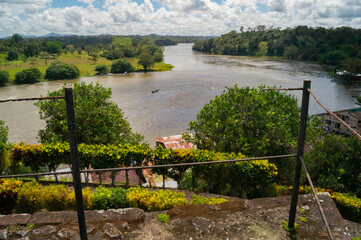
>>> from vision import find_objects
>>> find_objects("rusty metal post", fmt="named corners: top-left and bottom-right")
top-left (65, 87), bottom-right (88, 240)
top-left (288, 80), bottom-right (311, 230)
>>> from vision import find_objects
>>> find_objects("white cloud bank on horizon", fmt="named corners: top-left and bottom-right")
top-left (0, 0), bottom-right (360, 38)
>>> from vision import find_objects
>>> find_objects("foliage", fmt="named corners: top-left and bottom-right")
top-left (44, 61), bottom-right (80, 80)
top-left (42, 184), bottom-right (70, 211)
top-left (283, 221), bottom-right (298, 232)
top-left (298, 217), bottom-right (308, 223)
top-left (0, 179), bottom-right (22, 214)
top-left (0, 70), bottom-right (9, 86)
top-left (190, 195), bottom-right (228, 205)
top-left (11, 143), bottom-right (152, 177)
top-left (90, 186), bottom-right (128, 210)
top-left (0, 121), bottom-right (9, 174)
top-left (193, 26), bottom-right (361, 74)
top-left (304, 135), bottom-right (361, 197)
top-left (95, 64), bottom-right (109, 75)
top-left (331, 192), bottom-right (361, 223)
top-left (14, 67), bottom-right (41, 84)
top-left (15, 181), bottom-right (44, 214)
top-left (358, 96), bottom-right (361, 104)
top-left (185, 85), bottom-right (321, 183)
top-left (138, 48), bottom-right (155, 71)
top-left (35, 82), bottom-right (143, 145)
top-left (157, 213), bottom-right (170, 223)
top-left (126, 187), bottom-right (188, 212)
top-left (7, 49), bottom-right (19, 61)
top-left (66, 187), bottom-right (92, 210)
top-left (110, 59), bottom-right (135, 73)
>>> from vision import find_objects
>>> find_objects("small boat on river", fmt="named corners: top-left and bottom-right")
top-left (152, 89), bottom-right (160, 93)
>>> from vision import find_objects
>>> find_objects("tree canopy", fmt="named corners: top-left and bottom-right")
top-left (44, 62), bottom-right (80, 80)
top-left (35, 82), bottom-right (143, 145)
top-left (185, 85), bottom-right (321, 157)
top-left (193, 26), bottom-right (361, 74)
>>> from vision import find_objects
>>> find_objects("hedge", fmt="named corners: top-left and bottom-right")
top-left (11, 143), bottom-right (278, 197)
top-left (0, 180), bottom-right (226, 214)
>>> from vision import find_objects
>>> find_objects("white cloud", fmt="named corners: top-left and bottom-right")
top-left (0, 0), bottom-right (360, 38)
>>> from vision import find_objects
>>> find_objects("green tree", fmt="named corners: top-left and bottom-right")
top-left (35, 82), bottom-right (143, 145)
top-left (14, 68), bottom-right (41, 84)
top-left (44, 62), bottom-right (80, 80)
top-left (304, 135), bottom-right (361, 197)
top-left (95, 64), bottom-right (109, 75)
top-left (7, 49), bottom-right (19, 61)
top-left (110, 59), bottom-right (134, 73)
top-left (185, 85), bottom-right (321, 181)
top-left (45, 41), bottom-right (61, 56)
top-left (0, 70), bottom-right (9, 86)
top-left (67, 45), bottom-right (76, 55)
top-left (138, 49), bottom-right (154, 72)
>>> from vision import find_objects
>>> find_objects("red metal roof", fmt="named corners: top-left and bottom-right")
top-left (155, 135), bottom-right (196, 150)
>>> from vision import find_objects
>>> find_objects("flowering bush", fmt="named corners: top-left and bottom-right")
top-left (191, 194), bottom-right (228, 205)
top-left (66, 187), bottom-right (92, 210)
top-left (331, 192), bottom-right (361, 223)
top-left (15, 181), bottom-right (45, 214)
top-left (90, 186), bottom-right (128, 210)
top-left (0, 179), bottom-right (22, 214)
top-left (126, 187), bottom-right (188, 212)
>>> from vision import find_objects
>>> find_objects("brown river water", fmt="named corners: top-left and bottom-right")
top-left (0, 43), bottom-right (358, 145)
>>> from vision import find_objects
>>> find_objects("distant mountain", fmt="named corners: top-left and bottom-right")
top-left (42, 32), bottom-right (65, 37)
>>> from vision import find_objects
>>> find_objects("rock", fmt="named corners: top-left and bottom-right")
top-left (31, 211), bottom-right (77, 224)
top-left (0, 229), bottom-right (8, 239)
top-left (57, 228), bottom-right (77, 238)
top-left (301, 205), bottom-right (310, 211)
top-left (16, 230), bottom-right (28, 237)
top-left (121, 222), bottom-right (130, 231)
top-left (32, 225), bottom-right (57, 235)
top-left (84, 210), bottom-right (106, 222)
top-left (170, 218), bottom-right (187, 231)
top-left (0, 214), bottom-right (31, 226)
top-left (105, 208), bottom-right (145, 223)
top-left (103, 223), bottom-right (123, 239)
top-left (191, 217), bottom-right (215, 234)
top-left (14, 237), bottom-right (29, 240)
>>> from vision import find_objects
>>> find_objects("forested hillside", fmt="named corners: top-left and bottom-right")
top-left (193, 26), bottom-right (361, 75)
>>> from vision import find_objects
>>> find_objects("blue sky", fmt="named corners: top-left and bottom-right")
top-left (0, 0), bottom-right (360, 38)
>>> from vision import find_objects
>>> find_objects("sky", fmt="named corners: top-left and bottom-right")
top-left (0, 0), bottom-right (360, 38)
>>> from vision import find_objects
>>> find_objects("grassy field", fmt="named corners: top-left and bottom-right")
top-left (0, 52), bottom-right (174, 85)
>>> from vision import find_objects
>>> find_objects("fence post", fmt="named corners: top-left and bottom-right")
top-left (65, 87), bottom-right (88, 240)
top-left (288, 80), bottom-right (311, 230)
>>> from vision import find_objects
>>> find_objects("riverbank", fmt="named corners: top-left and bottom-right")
top-left (0, 53), bottom-right (174, 86)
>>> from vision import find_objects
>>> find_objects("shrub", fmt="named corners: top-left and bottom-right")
top-left (66, 187), bottom-right (92, 210)
top-left (357, 96), bottom-right (361, 104)
top-left (15, 181), bottom-right (45, 214)
top-left (14, 68), bottom-right (41, 84)
top-left (44, 62), bottom-right (80, 80)
top-left (0, 121), bottom-right (9, 174)
top-left (111, 59), bottom-right (134, 73)
top-left (304, 135), bottom-right (361, 197)
top-left (331, 192), bottom-right (361, 223)
top-left (43, 184), bottom-right (70, 211)
top-left (157, 213), bottom-right (170, 223)
top-left (95, 64), bottom-right (109, 75)
top-left (90, 186), bottom-right (128, 210)
top-left (191, 195), bottom-right (228, 205)
top-left (0, 179), bottom-right (22, 214)
top-left (0, 70), bottom-right (9, 86)
top-left (126, 187), bottom-right (188, 212)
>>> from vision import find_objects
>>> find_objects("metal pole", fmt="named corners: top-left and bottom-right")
top-left (288, 80), bottom-right (311, 230)
top-left (65, 87), bottom-right (88, 240)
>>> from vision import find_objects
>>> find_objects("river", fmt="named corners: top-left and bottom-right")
top-left (0, 43), bottom-right (358, 145)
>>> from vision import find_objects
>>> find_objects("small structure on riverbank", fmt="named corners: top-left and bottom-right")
top-left (317, 107), bottom-right (361, 136)
top-left (155, 135), bottom-right (196, 150)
